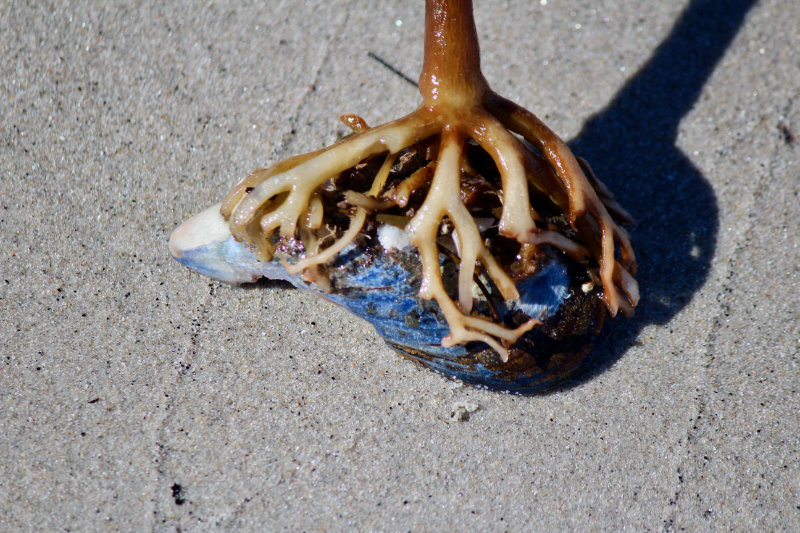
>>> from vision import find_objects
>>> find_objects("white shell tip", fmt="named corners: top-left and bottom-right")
top-left (168, 203), bottom-right (229, 259)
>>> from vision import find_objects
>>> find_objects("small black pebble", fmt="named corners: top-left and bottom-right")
top-left (171, 483), bottom-right (185, 505)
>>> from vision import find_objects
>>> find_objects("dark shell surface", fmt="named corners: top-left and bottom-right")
top-left (171, 205), bottom-right (606, 394)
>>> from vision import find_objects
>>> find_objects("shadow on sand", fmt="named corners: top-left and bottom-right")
top-left (559, 0), bottom-right (758, 390)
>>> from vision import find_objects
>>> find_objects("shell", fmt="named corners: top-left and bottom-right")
top-left (170, 204), bottom-right (605, 393)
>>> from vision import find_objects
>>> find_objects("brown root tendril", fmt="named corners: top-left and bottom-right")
top-left (219, 0), bottom-right (638, 362)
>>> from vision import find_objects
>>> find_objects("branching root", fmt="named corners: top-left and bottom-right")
top-left (220, 92), bottom-right (638, 361)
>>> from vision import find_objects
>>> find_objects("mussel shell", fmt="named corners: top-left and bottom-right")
top-left (170, 205), bottom-right (606, 393)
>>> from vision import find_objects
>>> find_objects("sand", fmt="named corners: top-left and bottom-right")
top-left (2, 0), bottom-right (798, 530)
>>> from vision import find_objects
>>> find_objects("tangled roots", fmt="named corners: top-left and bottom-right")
top-left (220, 94), bottom-right (638, 362)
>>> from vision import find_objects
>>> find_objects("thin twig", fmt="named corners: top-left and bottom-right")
top-left (367, 52), bottom-right (418, 88)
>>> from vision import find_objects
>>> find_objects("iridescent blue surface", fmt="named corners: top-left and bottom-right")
top-left (170, 205), bottom-right (602, 392)
top-left (175, 232), bottom-right (570, 360)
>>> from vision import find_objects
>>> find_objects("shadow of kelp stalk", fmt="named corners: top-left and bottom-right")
top-left (563, 0), bottom-right (759, 386)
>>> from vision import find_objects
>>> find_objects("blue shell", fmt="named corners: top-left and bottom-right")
top-left (172, 208), bottom-right (605, 393)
